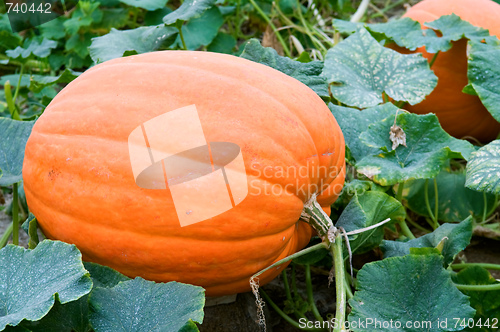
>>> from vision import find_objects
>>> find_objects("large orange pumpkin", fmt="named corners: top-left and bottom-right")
top-left (403, 0), bottom-right (500, 141)
top-left (22, 51), bottom-right (345, 296)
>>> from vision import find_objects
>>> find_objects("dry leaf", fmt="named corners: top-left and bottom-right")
top-left (390, 124), bottom-right (407, 150)
top-left (262, 24), bottom-right (284, 56)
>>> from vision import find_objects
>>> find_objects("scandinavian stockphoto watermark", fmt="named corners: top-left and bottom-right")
top-left (128, 105), bottom-right (248, 227)
top-left (127, 104), bottom-right (352, 227)
top-left (2, 0), bottom-right (78, 32)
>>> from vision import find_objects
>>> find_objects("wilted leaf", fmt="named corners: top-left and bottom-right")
top-left (381, 217), bottom-right (473, 266)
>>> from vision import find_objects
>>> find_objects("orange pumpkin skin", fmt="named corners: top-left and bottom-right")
top-left (23, 51), bottom-right (345, 296)
top-left (403, 0), bottom-right (500, 141)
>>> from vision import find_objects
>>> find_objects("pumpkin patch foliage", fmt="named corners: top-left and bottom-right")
top-left (1, 0), bottom-right (500, 331)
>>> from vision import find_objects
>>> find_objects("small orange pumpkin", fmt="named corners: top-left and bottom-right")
top-left (403, 0), bottom-right (500, 141)
top-left (23, 51), bottom-right (345, 296)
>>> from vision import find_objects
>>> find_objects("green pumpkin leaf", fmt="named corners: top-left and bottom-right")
top-left (29, 69), bottom-right (81, 93)
top-left (465, 41), bottom-right (500, 124)
top-left (380, 217), bottom-right (473, 266)
top-left (357, 112), bottom-right (475, 186)
top-left (329, 103), bottom-right (398, 163)
top-left (163, 0), bottom-right (216, 25)
top-left (89, 278), bottom-right (205, 332)
top-left (119, 0), bottom-right (168, 10)
top-left (0, 118), bottom-right (36, 186)
top-left (333, 14), bottom-right (496, 54)
top-left (371, 14), bottom-right (495, 53)
top-left (0, 241), bottom-right (93, 330)
top-left (20, 297), bottom-right (92, 332)
top-left (349, 254), bottom-right (475, 331)
top-left (452, 266), bottom-right (500, 327)
top-left (83, 262), bottom-right (130, 289)
top-left (207, 32), bottom-right (236, 54)
top-left (335, 191), bottom-right (404, 254)
top-left (322, 27), bottom-right (437, 108)
top-left (0, 75), bottom-right (30, 89)
top-left (465, 140), bottom-right (500, 194)
top-left (89, 25), bottom-right (177, 63)
top-left (175, 7), bottom-right (224, 50)
top-left (6, 38), bottom-right (57, 59)
top-left (405, 169), bottom-right (496, 222)
top-left (422, 14), bottom-right (498, 52)
top-left (240, 39), bottom-right (329, 98)
top-left (20, 263), bottom-right (131, 332)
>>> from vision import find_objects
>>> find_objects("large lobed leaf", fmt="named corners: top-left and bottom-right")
top-left (356, 112), bottom-right (475, 186)
top-left (6, 38), bottom-right (57, 59)
top-left (89, 278), bottom-right (205, 332)
top-left (241, 39), bottom-right (329, 98)
top-left (322, 27), bottom-right (437, 108)
top-left (332, 14), bottom-right (497, 53)
top-left (381, 217), bottom-right (473, 266)
top-left (349, 254), bottom-right (475, 331)
top-left (0, 241), bottom-right (92, 330)
top-left (89, 25), bottom-right (177, 63)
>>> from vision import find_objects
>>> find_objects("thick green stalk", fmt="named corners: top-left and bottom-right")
top-left (12, 183), bottom-right (19, 245)
top-left (251, 242), bottom-right (327, 281)
top-left (455, 283), bottom-right (500, 291)
top-left (331, 232), bottom-right (346, 332)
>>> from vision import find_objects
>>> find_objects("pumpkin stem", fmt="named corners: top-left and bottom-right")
top-left (300, 193), bottom-right (336, 242)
